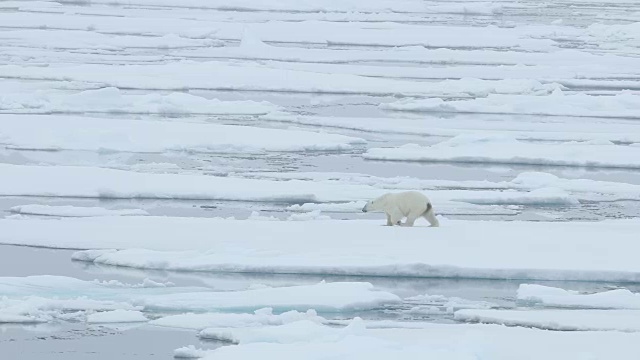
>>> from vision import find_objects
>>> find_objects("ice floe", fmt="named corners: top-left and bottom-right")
top-left (381, 91), bottom-right (640, 119)
top-left (0, 115), bottom-right (364, 153)
top-left (151, 308), bottom-right (325, 330)
top-left (1, 217), bottom-right (639, 281)
top-left (0, 62), bottom-right (560, 97)
top-left (10, 204), bottom-right (148, 217)
top-left (135, 281), bottom-right (400, 313)
top-left (0, 276), bottom-right (399, 315)
top-left (518, 284), bottom-right (640, 309)
top-left (182, 320), bottom-right (640, 360)
top-left (261, 112), bottom-right (640, 143)
top-left (455, 308), bottom-right (640, 332)
top-left (86, 309), bottom-right (148, 323)
top-left (403, 293), bottom-right (498, 314)
top-left (365, 135), bottom-right (640, 169)
top-left (0, 87), bottom-right (278, 115)
top-left (0, 164), bottom-right (583, 208)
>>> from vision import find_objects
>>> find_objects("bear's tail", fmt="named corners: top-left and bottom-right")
top-left (424, 202), bottom-right (440, 227)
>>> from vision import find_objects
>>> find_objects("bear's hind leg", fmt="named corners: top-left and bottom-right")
top-left (401, 214), bottom-right (419, 227)
top-left (423, 206), bottom-right (440, 227)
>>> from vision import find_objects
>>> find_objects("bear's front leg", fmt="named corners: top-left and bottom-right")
top-left (385, 214), bottom-right (393, 226)
top-left (387, 208), bottom-right (404, 226)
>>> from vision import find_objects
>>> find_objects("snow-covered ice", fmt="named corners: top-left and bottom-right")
top-left (0, 294), bottom-right (140, 324)
top-left (365, 135), bottom-right (640, 169)
top-left (0, 115), bottom-right (364, 153)
top-left (243, 170), bottom-right (640, 204)
top-left (0, 63), bottom-right (560, 97)
top-left (455, 309), bottom-right (640, 332)
top-left (0, 164), bottom-right (586, 208)
top-left (518, 284), bottom-right (640, 309)
top-left (261, 112), bottom-right (640, 143)
top-left (0, 87), bottom-right (278, 115)
top-left (198, 318), bottom-right (366, 344)
top-left (174, 346), bottom-right (212, 359)
top-left (382, 91), bottom-right (640, 119)
top-left (403, 293), bottom-right (498, 314)
top-left (0, 164), bottom-right (376, 203)
top-left (1, 216), bottom-right (639, 281)
top-left (3, 0), bottom-right (640, 357)
top-left (151, 308), bottom-right (325, 330)
top-left (10, 204), bottom-right (148, 217)
top-left (86, 309), bottom-right (148, 323)
top-left (0, 276), bottom-right (399, 314)
top-left (184, 320), bottom-right (640, 360)
top-left (134, 281), bottom-right (400, 313)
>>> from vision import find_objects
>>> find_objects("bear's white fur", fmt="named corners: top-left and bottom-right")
top-left (362, 191), bottom-right (439, 227)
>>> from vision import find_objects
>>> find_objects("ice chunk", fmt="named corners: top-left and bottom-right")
top-left (0, 295), bottom-right (140, 324)
top-left (0, 276), bottom-right (399, 314)
top-left (286, 210), bottom-right (331, 221)
top-left (152, 308), bottom-right (325, 330)
top-left (455, 308), bottom-right (640, 332)
top-left (174, 346), bottom-right (212, 359)
top-left (86, 309), bottom-right (148, 323)
top-left (517, 284), bottom-right (640, 309)
top-left (198, 318), bottom-right (365, 344)
top-left (404, 294), bottom-right (498, 314)
top-left (365, 135), bottom-right (640, 169)
top-left (288, 202), bottom-right (366, 213)
top-left (0, 88), bottom-right (278, 115)
top-left (11, 204), bottom-right (148, 217)
top-left (136, 282), bottom-right (401, 312)
top-left (381, 92), bottom-right (640, 119)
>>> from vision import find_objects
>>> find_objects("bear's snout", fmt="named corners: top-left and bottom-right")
top-left (362, 205), bottom-right (368, 212)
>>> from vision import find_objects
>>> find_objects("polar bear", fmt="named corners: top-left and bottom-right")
top-left (362, 191), bottom-right (439, 227)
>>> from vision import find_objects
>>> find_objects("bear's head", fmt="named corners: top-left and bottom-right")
top-left (362, 194), bottom-right (388, 212)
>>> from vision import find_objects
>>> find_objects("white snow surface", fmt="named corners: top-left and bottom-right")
top-left (1, 217), bottom-right (639, 281)
top-left (382, 91), bottom-right (640, 119)
top-left (10, 204), bottom-right (148, 217)
top-left (86, 310), bottom-right (148, 323)
top-left (0, 164), bottom-right (377, 203)
top-left (0, 164), bottom-right (585, 207)
top-left (518, 284), bottom-right (640, 309)
top-left (151, 308), bottom-right (325, 330)
top-left (187, 320), bottom-right (640, 360)
top-left (0, 87), bottom-right (278, 115)
top-left (0, 63), bottom-right (560, 96)
top-left (455, 309), bottom-right (640, 332)
top-left (242, 170), bottom-right (640, 203)
top-left (365, 135), bottom-right (640, 169)
top-left (134, 281), bottom-right (400, 312)
top-left (3, 0), bottom-right (640, 358)
top-left (261, 112), bottom-right (640, 143)
top-left (0, 115), bottom-right (364, 153)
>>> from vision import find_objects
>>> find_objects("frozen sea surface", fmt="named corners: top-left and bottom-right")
top-left (2, 0), bottom-right (640, 358)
